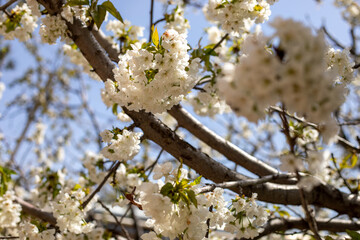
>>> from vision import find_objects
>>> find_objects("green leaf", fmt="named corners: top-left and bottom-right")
top-left (325, 237), bottom-right (335, 240)
top-left (152, 26), bottom-right (159, 47)
top-left (278, 210), bottom-right (290, 218)
top-left (346, 230), bottom-right (360, 240)
top-left (66, 0), bottom-right (89, 6)
top-left (346, 231), bottom-right (360, 240)
top-left (0, 166), bottom-right (16, 196)
top-left (73, 184), bottom-right (82, 191)
top-left (112, 103), bottom-right (118, 115)
top-left (340, 153), bottom-right (358, 169)
top-left (179, 191), bottom-right (190, 206)
top-left (187, 189), bottom-right (197, 207)
top-left (92, 5), bottom-right (107, 29)
top-left (160, 182), bottom-right (174, 196)
top-left (191, 175), bottom-right (202, 186)
top-left (101, 1), bottom-right (123, 23)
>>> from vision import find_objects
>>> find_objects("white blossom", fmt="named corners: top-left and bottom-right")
top-left (101, 29), bottom-right (200, 113)
top-left (0, 3), bottom-right (38, 42)
top-left (100, 129), bottom-right (142, 161)
top-left (0, 190), bottom-right (21, 228)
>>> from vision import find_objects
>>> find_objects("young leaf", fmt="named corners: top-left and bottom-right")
top-left (187, 189), bottom-right (197, 207)
top-left (92, 5), bottom-right (107, 29)
top-left (66, 0), bottom-right (89, 6)
top-left (101, 1), bottom-right (123, 23)
top-left (160, 182), bottom-right (174, 196)
top-left (152, 26), bottom-right (159, 47)
top-left (346, 230), bottom-right (360, 240)
top-left (190, 175), bottom-right (202, 186)
top-left (112, 103), bottom-right (118, 115)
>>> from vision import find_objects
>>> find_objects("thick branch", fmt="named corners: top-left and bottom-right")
top-left (257, 217), bottom-right (360, 239)
top-left (168, 105), bottom-right (280, 177)
top-left (40, 2), bottom-right (360, 218)
top-left (15, 197), bottom-right (56, 225)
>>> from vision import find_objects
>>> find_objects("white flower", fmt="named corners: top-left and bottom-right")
top-left (100, 129), bottom-right (142, 161)
top-left (51, 189), bottom-right (95, 234)
top-left (100, 129), bottom-right (114, 143)
top-left (218, 18), bottom-right (347, 142)
top-left (101, 29), bottom-right (200, 113)
top-left (0, 3), bottom-right (38, 41)
top-left (153, 162), bottom-right (173, 180)
top-left (203, 0), bottom-right (274, 35)
top-left (0, 190), bottom-right (21, 228)
top-left (280, 154), bottom-right (304, 172)
top-left (39, 14), bottom-right (68, 44)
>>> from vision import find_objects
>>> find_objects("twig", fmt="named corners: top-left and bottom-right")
top-left (15, 197), bottom-right (56, 225)
top-left (0, 0), bottom-right (17, 11)
top-left (153, 17), bottom-right (165, 26)
top-left (331, 153), bottom-right (354, 193)
top-left (144, 148), bottom-right (164, 180)
top-left (321, 26), bottom-right (346, 50)
top-left (199, 173), bottom-right (297, 193)
top-left (149, 0), bottom-right (155, 42)
top-left (296, 172), bottom-right (322, 240)
top-left (98, 199), bottom-right (132, 240)
top-left (82, 161), bottom-right (121, 209)
top-left (200, 33), bottom-right (229, 63)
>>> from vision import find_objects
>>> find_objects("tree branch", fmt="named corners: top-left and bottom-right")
top-left (39, 2), bottom-right (360, 218)
top-left (257, 217), bottom-right (360, 239)
top-left (15, 197), bottom-right (56, 225)
top-left (168, 105), bottom-right (282, 178)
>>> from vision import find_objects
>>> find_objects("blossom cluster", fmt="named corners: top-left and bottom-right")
top-left (19, 221), bottom-right (56, 240)
top-left (164, 5), bottom-right (190, 35)
top-left (100, 129), bottom-right (142, 161)
top-left (203, 0), bottom-right (276, 35)
top-left (101, 29), bottom-right (200, 113)
top-left (106, 19), bottom-right (144, 41)
top-left (280, 151), bottom-right (330, 191)
top-left (82, 151), bottom-right (107, 185)
top-left (326, 47), bottom-right (355, 83)
top-left (51, 189), bottom-right (95, 234)
top-left (218, 18), bottom-right (349, 141)
top-left (0, 190), bottom-right (21, 228)
top-left (189, 82), bottom-right (230, 117)
top-left (0, 1), bottom-right (38, 42)
top-left (138, 163), bottom-right (268, 239)
top-left (39, 14), bottom-right (68, 44)
top-left (225, 193), bottom-right (269, 239)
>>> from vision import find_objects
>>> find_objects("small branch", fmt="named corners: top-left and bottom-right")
top-left (321, 26), bottom-right (346, 50)
top-left (331, 153), bottom-right (354, 193)
top-left (98, 199), bottom-right (132, 240)
top-left (144, 148), bottom-right (164, 181)
top-left (153, 17), bottom-right (165, 26)
top-left (200, 33), bottom-right (229, 63)
top-left (15, 197), bottom-right (56, 225)
top-left (257, 217), bottom-right (360, 239)
top-left (82, 161), bottom-right (121, 209)
top-left (268, 106), bottom-right (318, 129)
top-left (0, 0), bottom-right (17, 11)
top-left (296, 172), bottom-right (322, 240)
top-left (199, 173), bottom-right (297, 193)
top-left (149, 0), bottom-right (155, 42)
